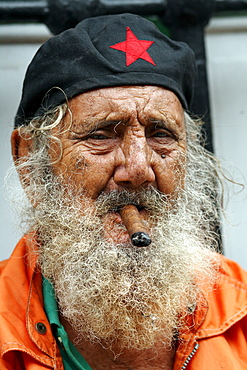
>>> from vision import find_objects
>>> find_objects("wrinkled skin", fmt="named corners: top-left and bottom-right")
top-left (12, 85), bottom-right (187, 245)
top-left (51, 85), bottom-right (187, 244)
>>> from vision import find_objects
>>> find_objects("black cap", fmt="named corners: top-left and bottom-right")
top-left (15, 13), bottom-right (197, 127)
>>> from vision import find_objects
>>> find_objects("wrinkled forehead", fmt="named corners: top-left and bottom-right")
top-left (69, 85), bottom-right (184, 116)
top-left (63, 85), bottom-right (186, 134)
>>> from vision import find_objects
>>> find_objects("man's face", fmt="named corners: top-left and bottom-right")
top-left (51, 85), bottom-right (186, 243)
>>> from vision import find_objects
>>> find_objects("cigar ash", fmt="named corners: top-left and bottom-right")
top-left (119, 204), bottom-right (152, 247)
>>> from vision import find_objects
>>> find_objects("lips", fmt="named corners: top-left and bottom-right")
top-left (109, 210), bottom-right (122, 223)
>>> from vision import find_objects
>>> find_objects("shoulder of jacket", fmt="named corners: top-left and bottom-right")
top-left (0, 259), bottom-right (9, 276)
top-left (219, 254), bottom-right (247, 287)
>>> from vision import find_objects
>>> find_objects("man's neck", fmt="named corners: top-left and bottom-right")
top-left (60, 316), bottom-right (175, 370)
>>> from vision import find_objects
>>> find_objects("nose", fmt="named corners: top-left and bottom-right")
top-left (113, 135), bottom-right (155, 189)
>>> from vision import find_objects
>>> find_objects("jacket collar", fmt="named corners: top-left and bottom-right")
top-left (174, 256), bottom-right (247, 369)
top-left (178, 255), bottom-right (247, 342)
top-left (197, 256), bottom-right (247, 339)
top-left (0, 234), bottom-right (62, 368)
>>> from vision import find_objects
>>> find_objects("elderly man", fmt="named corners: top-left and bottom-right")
top-left (0, 13), bottom-right (247, 370)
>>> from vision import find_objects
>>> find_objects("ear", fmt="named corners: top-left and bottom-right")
top-left (11, 128), bottom-right (35, 194)
top-left (11, 128), bottom-right (33, 163)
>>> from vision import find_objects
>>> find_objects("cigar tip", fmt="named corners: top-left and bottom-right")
top-left (131, 232), bottom-right (152, 247)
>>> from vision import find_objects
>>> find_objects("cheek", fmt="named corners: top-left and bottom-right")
top-left (157, 150), bottom-right (186, 194)
top-left (54, 147), bottom-right (116, 198)
top-left (52, 149), bottom-right (88, 180)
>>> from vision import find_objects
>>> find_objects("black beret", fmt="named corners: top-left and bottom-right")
top-left (15, 13), bottom-right (197, 127)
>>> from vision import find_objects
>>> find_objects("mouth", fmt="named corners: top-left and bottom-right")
top-left (100, 203), bottom-right (153, 247)
top-left (119, 204), bottom-right (152, 247)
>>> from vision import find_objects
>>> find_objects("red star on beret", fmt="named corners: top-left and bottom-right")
top-left (109, 27), bottom-right (156, 66)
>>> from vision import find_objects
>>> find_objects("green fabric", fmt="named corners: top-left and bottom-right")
top-left (43, 277), bottom-right (93, 370)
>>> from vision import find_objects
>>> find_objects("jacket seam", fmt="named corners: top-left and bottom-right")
top-left (1, 342), bottom-right (53, 366)
top-left (26, 269), bottom-right (56, 360)
top-left (220, 272), bottom-right (247, 291)
top-left (26, 270), bottom-right (60, 368)
top-left (197, 303), bottom-right (247, 338)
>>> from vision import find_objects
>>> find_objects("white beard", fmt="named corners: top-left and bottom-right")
top-left (37, 186), bottom-right (219, 351)
top-left (10, 113), bottom-right (221, 352)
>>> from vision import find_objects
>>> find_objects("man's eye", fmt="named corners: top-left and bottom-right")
top-left (85, 129), bottom-right (116, 140)
top-left (152, 130), bottom-right (173, 138)
top-left (88, 133), bottom-right (108, 140)
top-left (153, 131), bottom-right (168, 137)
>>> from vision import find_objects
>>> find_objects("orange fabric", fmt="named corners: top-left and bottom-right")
top-left (0, 235), bottom-right (63, 370)
top-left (174, 257), bottom-right (247, 369)
top-left (1, 236), bottom-right (247, 369)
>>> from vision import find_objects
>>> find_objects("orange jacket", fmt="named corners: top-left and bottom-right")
top-left (1, 235), bottom-right (247, 369)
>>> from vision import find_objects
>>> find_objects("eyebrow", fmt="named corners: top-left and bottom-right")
top-left (148, 118), bottom-right (184, 140)
top-left (69, 115), bottom-right (183, 136)
top-left (70, 119), bottom-right (125, 133)
top-left (149, 114), bottom-right (181, 125)
top-left (149, 117), bottom-right (182, 131)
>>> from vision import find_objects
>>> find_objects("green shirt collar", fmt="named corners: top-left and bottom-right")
top-left (42, 277), bottom-right (93, 370)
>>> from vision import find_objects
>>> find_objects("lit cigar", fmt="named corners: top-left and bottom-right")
top-left (119, 204), bottom-right (151, 247)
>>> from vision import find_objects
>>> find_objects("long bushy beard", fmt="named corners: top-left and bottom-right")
top-left (32, 180), bottom-right (219, 351)
top-left (10, 113), bottom-right (221, 351)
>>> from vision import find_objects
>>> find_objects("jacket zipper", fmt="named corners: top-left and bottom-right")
top-left (180, 342), bottom-right (199, 369)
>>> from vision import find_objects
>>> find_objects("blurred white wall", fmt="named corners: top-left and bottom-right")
top-left (0, 18), bottom-right (247, 268)
top-left (0, 25), bottom-right (51, 260)
top-left (205, 17), bottom-right (247, 267)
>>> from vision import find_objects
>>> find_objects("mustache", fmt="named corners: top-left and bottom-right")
top-left (95, 187), bottom-right (173, 216)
